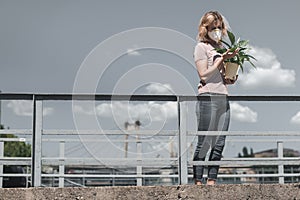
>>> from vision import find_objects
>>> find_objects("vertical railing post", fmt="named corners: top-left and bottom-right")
top-left (0, 141), bottom-right (3, 188)
top-left (277, 141), bottom-right (284, 184)
top-left (136, 138), bottom-right (142, 186)
top-left (178, 97), bottom-right (188, 184)
top-left (59, 141), bottom-right (65, 187)
top-left (32, 95), bottom-right (43, 187)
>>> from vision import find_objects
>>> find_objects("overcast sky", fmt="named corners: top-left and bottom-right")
top-left (1, 0), bottom-right (300, 158)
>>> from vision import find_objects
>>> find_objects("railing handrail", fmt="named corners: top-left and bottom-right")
top-left (0, 93), bottom-right (178, 101)
top-left (1, 93), bottom-right (300, 101)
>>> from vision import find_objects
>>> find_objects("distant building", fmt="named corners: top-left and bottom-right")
top-left (41, 147), bottom-right (300, 186)
top-left (219, 148), bottom-right (300, 184)
top-left (254, 148), bottom-right (300, 158)
top-left (42, 165), bottom-right (178, 187)
top-left (252, 148), bottom-right (300, 184)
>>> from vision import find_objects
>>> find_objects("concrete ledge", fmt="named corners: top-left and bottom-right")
top-left (0, 184), bottom-right (299, 200)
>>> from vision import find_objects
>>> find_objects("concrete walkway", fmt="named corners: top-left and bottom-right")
top-left (0, 184), bottom-right (299, 200)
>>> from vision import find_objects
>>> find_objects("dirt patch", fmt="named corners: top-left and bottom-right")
top-left (0, 184), bottom-right (299, 200)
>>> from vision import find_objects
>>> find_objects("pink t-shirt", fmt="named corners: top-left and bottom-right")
top-left (194, 42), bottom-right (228, 95)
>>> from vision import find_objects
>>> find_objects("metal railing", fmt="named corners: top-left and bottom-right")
top-left (0, 93), bottom-right (300, 187)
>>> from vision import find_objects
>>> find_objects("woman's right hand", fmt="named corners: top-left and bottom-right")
top-left (222, 48), bottom-right (239, 60)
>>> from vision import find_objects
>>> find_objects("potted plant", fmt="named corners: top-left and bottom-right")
top-left (216, 30), bottom-right (257, 80)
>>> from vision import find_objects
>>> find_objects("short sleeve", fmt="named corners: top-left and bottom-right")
top-left (193, 43), bottom-right (207, 62)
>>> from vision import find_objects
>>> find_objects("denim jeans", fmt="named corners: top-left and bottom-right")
top-left (193, 92), bottom-right (230, 182)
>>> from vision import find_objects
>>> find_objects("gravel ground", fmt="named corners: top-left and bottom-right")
top-left (0, 184), bottom-right (299, 200)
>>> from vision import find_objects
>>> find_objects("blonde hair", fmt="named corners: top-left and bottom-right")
top-left (197, 11), bottom-right (227, 42)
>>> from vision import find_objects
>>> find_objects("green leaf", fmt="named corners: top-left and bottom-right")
top-left (217, 49), bottom-right (227, 54)
top-left (220, 40), bottom-right (231, 48)
top-left (238, 40), bottom-right (249, 47)
top-left (240, 65), bottom-right (244, 73)
top-left (227, 30), bottom-right (236, 45)
top-left (238, 47), bottom-right (247, 52)
top-left (245, 54), bottom-right (257, 60)
top-left (248, 60), bottom-right (257, 68)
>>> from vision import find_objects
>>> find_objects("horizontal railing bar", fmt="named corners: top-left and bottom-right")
top-left (0, 129), bottom-right (32, 135)
top-left (0, 174), bottom-right (31, 177)
top-left (2, 157), bottom-right (298, 165)
top-left (0, 158), bottom-right (31, 165)
top-left (191, 158), bottom-right (300, 166)
top-left (42, 129), bottom-right (178, 136)
top-left (42, 139), bottom-right (174, 143)
top-left (42, 130), bottom-right (300, 136)
top-left (2, 157), bottom-right (299, 168)
top-left (42, 159), bottom-right (177, 167)
top-left (226, 139), bottom-right (300, 142)
top-left (0, 93), bottom-right (33, 100)
top-left (41, 130), bottom-right (300, 143)
top-left (1, 173), bottom-right (298, 179)
top-left (39, 173), bottom-right (300, 179)
top-left (35, 94), bottom-right (178, 101)
top-left (41, 160), bottom-right (299, 167)
top-left (0, 173), bottom-right (300, 178)
top-left (0, 138), bottom-right (28, 142)
top-left (0, 93), bottom-right (177, 101)
top-left (218, 173), bottom-right (300, 178)
top-left (2, 173), bottom-right (299, 179)
top-left (40, 158), bottom-right (300, 167)
top-left (189, 131), bottom-right (300, 136)
top-left (1, 93), bottom-right (300, 102)
top-left (188, 173), bottom-right (300, 178)
top-left (41, 174), bottom-right (179, 178)
top-left (202, 157), bottom-right (300, 161)
top-left (42, 157), bottom-right (178, 161)
top-left (179, 95), bottom-right (300, 102)
top-left (40, 138), bottom-right (300, 143)
top-left (228, 96), bottom-right (300, 101)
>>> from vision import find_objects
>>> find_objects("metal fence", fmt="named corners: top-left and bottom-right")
top-left (0, 93), bottom-right (300, 187)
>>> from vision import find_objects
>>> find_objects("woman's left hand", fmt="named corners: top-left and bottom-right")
top-left (222, 48), bottom-right (239, 60)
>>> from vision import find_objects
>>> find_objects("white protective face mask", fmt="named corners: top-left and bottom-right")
top-left (208, 29), bottom-right (222, 43)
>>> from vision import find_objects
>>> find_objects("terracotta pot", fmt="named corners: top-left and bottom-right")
top-left (225, 62), bottom-right (239, 80)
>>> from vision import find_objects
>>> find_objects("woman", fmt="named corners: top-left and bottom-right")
top-left (193, 11), bottom-right (238, 185)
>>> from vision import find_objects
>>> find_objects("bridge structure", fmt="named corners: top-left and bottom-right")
top-left (0, 93), bottom-right (300, 188)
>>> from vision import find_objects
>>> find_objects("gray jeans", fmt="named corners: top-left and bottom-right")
top-left (193, 93), bottom-right (230, 182)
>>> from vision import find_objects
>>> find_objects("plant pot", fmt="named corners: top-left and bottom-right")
top-left (225, 62), bottom-right (239, 80)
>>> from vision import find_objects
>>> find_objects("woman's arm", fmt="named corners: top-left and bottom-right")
top-left (196, 48), bottom-right (239, 83)
top-left (196, 56), bottom-right (224, 82)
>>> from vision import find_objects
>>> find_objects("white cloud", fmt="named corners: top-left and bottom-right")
top-left (145, 83), bottom-right (173, 94)
top-left (7, 100), bottom-right (54, 116)
top-left (239, 46), bottom-right (296, 89)
top-left (74, 101), bottom-right (178, 124)
top-left (230, 102), bottom-right (257, 123)
top-left (126, 46), bottom-right (141, 56)
top-left (73, 104), bottom-right (96, 115)
top-left (290, 111), bottom-right (300, 125)
top-left (74, 83), bottom-right (177, 125)
top-left (43, 107), bottom-right (53, 116)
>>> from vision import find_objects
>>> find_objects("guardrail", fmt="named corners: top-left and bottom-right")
top-left (0, 93), bottom-right (300, 187)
